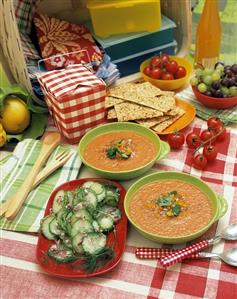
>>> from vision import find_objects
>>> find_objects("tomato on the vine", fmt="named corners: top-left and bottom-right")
top-left (200, 129), bottom-right (215, 143)
top-left (167, 131), bottom-right (185, 149)
top-left (215, 125), bottom-right (227, 142)
top-left (207, 117), bottom-right (223, 130)
top-left (203, 145), bottom-right (218, 161)
top-left (193, 154), bottom-right (207, 170)
top-left (186, 132), bottom-right (201, 149)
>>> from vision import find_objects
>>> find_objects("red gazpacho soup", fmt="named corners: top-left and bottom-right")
top-left (129, 180), bottom-right (213, 237)
top-left (83, 131), bottom-right (158, 171)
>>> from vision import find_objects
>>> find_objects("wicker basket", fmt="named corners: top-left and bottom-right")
top-left (0, 0), bottom-right (192, 97)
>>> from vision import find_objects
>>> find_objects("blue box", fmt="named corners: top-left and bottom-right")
top-left (85, 15), bottom-right (176, 61)
top-left (112, 40), bottom-right (177, 77)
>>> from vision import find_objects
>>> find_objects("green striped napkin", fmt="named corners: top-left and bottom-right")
top-left (177, 87), bottom-right (237, 125)
top-left (0, 139), bottom-right (81, 232)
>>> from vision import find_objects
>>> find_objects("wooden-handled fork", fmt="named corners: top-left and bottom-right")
top-left (4, 132), bottom-right (61, 220)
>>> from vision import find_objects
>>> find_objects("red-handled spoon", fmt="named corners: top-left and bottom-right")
top-left (135, 247), bottom-right (200, 259)
top-left (160, 223), bottom-right (237, 267)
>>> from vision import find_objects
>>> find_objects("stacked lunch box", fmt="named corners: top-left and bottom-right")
top-left (85, 15), bottom-right (177, 77)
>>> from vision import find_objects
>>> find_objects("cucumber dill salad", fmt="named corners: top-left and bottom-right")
top-left (40, 181), bottom-right (122, 272)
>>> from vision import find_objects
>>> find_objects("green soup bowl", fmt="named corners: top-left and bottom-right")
top-left (78, 122), bottom-right (170, 180)
top-left (124, 171), bottom-right (228, 244)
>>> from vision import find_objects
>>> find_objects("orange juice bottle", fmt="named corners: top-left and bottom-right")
top-left (194, 0), bottom-right (222, 69)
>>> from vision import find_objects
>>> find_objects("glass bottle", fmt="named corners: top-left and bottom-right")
top-left (194, 0), bottom-right (222, 69)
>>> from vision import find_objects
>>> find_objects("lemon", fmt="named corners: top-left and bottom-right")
top-left (0, 96), bottom-right (31, 134)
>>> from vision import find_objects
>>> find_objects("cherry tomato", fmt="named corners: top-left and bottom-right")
top-left (165, 60), bottom-right (178, 75)
top-left (207, 116), bottom-right (223, 130)
top-left (150, 56), bottom-right (161, 68)
top-left (160, 53), bottom-right (170, 65)
top-left (175, 66), bottom-right (187, 79)
top-left (200, 129), bottom-right (215, 143)
top-left (143, 66), bottom-right (152, 77)
top-left (215, 125), bottom-right (227, 141)
top-left (186, 132), bottom-right (201, 149)
top-left (203, 145), bottom-right (218, 161)
top-left (161, 73), bottom-right (174, 80)
top-left (150, 67), bottom-right (162, 79)
top-left (193, 154), bottom-right (207, 170)
top-left (167, 131), bottom-right (185, 149)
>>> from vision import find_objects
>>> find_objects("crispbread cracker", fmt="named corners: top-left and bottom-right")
top-left (135, 82), bottom-right (163, 96)
top-left (107, 108), bottom-right (117, 119)
top-left (114, 102), bottom-right (163, 122)
top-left (152, 108), bottom-right (185, 133)
top-left (110, 93), bottom-right (175, 113)
top-left (109, 82), bottom-right (176, 113)
top-left (105, 96), bottom-right (123, 108)
top-left (136, 115), bottom-right (172, 128)
top-left (166, 106), bottom-right (185, 116)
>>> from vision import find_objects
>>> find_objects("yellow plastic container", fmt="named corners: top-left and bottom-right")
top-left (86, 0), bottom-right (161, 38)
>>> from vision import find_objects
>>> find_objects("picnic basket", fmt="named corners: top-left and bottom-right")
top-left (0, 0), bottom-right (192, 98)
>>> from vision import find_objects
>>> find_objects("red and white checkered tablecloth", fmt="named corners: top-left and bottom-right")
top-left (1, 117), bottom-right (237, 299)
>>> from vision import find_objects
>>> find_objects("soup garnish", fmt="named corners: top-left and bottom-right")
top-left (106, 139), bottom-right (133, 160)
top-left (156, 191), bottom-right (187, 217)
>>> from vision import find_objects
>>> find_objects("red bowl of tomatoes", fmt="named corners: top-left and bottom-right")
top-left (192, 86), bottom-right (237, 109)
top-left (140, 55), bottom-right (192, 91)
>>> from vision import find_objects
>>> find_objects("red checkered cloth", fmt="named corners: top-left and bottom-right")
top-left (38, 64), bottom-right (107, 144)
top-left (1, 118), bottom-right (237, 299)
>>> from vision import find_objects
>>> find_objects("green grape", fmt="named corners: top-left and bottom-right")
top-left (197, 83), bottom-right (207, 93)
top-left (203, 75), bottom-right (213, 86)
top-left (190, 77), bottom-right (199, 86)
top-left (215, 64), bottom-right (224, 73)
top-left (221, 86), bottom-right (230, 96)
top-left (202, 68), bottom-right (213, 76)
top-left (195, 69), bottom-right (203, 78)
top-left (211, 72), bottom-right (221, 81)
top-left (229, 86), bottom-right (237, 97)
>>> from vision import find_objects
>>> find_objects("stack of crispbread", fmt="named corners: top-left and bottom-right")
top-left (105, 82), bottom-right (185, 133)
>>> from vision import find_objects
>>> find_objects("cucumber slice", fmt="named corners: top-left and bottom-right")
top-left (97, 206), bottom-right (122, 224)
top-left (70, 219), bottom-right (94, 237)
top-left (97, 215), bottom-right (114, 232)
top-left (84, 182), bottom-right (106, 202)
top-left (82, 232), bottom-right (106, 255)
top-left (52, 190), bottom-right (65, 214)
top-left (49, 218), bottom-right (62, 236)
top-left (84, 190), bottom-right (98, 210)
top-left (103, 187), bottom-right (119, 207)
top-left (82, 181), bottom-right (94, 189)
top-left (73, 187), bottom-right (86, 206)
top-left (72, 208), bottom-right (92, 223)
top-left (41, 215), bottom-right (57, 240)
top-left (92, 220), bottom-right (101, 232)
top-left (48, 244), bottom-right (76, 263)
top-left (61, 235), bottom-right (73, 250)
top-left (72, 233), bottom-right (85, 254)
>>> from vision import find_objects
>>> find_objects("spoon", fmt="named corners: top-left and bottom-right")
top-left (135, 247), bottom-right (237, 267)
top-left (4, 132), bottom-right (61, 220)
top-left (198, 248), bottom-right (237, 267)
top-left (160, 223), bottom-right (237, 267)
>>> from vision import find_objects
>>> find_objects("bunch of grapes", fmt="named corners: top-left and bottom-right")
top-left (190, 62), bottom-right (237, 98)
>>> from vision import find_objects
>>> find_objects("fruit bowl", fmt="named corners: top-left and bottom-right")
top-left (192, 86), bottom-right (237, 109)
top-left (140, 56), bottom-right (192, 91)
